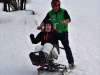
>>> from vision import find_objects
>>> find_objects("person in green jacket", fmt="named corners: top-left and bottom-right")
top-left (37, 0), bottom-right (75, 69)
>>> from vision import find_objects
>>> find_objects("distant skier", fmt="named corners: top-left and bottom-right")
top-left (37, 0), bottom-right (75, 69)
top-left (29, 20), bottom-right (59, 66)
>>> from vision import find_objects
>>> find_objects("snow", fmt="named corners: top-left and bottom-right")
top-left (0, 0), bottom-right (100, 75)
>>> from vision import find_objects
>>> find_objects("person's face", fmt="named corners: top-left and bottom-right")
top-left (45, 24), bottom-right (52, 31)
top-left (52, 5), bottom-right (59, 12)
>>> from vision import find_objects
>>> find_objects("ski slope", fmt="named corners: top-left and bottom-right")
top-left (0, 0), bottom-right (100, 75)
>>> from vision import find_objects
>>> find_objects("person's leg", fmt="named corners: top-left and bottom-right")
top-left (51, 47), bottom-right (58, 59)
top-left (34, 45), bottom-right (43, 52)
top-left (61, 39), bottom-right (74, 64)
top-left (58, 32), bottom-right (74, 64)
top-left (42, 43), bottom-right (53, 55)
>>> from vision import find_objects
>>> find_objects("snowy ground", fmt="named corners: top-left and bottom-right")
top-left (0, 0), bottom-right (100, 75)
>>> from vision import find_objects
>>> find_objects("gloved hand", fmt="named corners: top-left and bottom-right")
top-left (30, 34), bottom-right (34, 39)
top-left (37, 26), bottom-right (42, 30)
top-left (60, 20), bottom-right (65, 24)
top-left (30, 34), bottom-right (34, 43)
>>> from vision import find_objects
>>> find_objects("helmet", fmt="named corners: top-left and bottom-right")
top-left (44, 19), bottom-right (54, 30)
top-left (51, 0), bottom-right (61, 7)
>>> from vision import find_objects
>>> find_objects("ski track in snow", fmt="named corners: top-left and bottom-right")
top-left (0, 0), bottom-right (100, 75)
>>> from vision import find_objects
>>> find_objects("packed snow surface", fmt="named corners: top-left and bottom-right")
top-left (0, 0), bottom-right (100, 75)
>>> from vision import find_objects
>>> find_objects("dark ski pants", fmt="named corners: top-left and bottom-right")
top-left (58, 31), bottom-right (74, 64)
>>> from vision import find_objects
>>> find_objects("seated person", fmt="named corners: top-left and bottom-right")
top-left (29, 19), bottom-right (59, 66)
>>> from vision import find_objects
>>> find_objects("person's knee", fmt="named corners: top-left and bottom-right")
top-left (34, 45), bottom-right (43, 52)
top-left (42, 43), bottom-right (53, 53)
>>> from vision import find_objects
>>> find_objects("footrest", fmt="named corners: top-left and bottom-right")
top-left (29, 51), bottom-right (46, 66)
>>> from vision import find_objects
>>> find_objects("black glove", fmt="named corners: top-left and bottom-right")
top-left (30, 34), bottom-right (34, 39)
top-left (30, 34), bottom-right (34, 43)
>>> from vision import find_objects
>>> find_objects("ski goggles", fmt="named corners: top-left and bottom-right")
top-left (51, 1), bottom-right (60, 6)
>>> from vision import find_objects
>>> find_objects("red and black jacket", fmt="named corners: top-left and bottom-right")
top-left (30, 29), bottom-right (59, 47)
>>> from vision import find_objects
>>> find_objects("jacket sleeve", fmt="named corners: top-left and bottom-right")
top-left (64, 10), bottom-right (71, 21)
top-left (31, 32), bottom-right (41, 44)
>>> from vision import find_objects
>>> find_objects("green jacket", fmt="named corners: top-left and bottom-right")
top-left (48, 8), bottom-right (68, 33)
